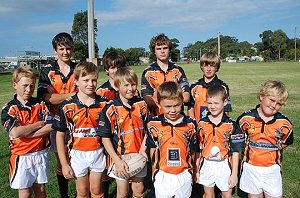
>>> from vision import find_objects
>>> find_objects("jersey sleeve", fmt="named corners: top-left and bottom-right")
top-left (97, 103), bottom-right (115, 138)
top-left (51, 102), bottom-right (68, 132)
top-left (37, 66), bottom-right (52, 99)
top-left (141, 68), bottom-right (154, 97)
top-left (281, 118), bottom-right (293, 146)
top-left (223, 83), bottom-right (232, 112)
top-left (145, 122), bottom-right (158, 148)
top-left (187, 83), bottom-right (196, 107)
top-left (230, 121), bottom-right (245, 152)
top-left (189, 119), bottom-right (200, 152)
top-left (178, 66), bottom-right (190, 93)
top-left (1, 103), bottom-right (18, 133)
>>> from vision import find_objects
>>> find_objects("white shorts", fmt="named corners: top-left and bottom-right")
top-left (10, 149), bottom-right (49, 189)
top-left (239, 162), bottom-right (282, 197)
top-left (70, 148), bottom-right (106, 177)
top-left (197, 158), bottom-right (231, 191)
top-left (108, 164), bottom-right (147, 181)
top-left (153, 169), bottom-right (192, 198)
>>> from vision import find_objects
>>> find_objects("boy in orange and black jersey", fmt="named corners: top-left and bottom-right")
top-left (96, 51), bottom-right (126, 101)
top-left (188, 52), bottom-right (231, 123)
top-left (52, 62), bottom-right (107, 198)
top-left (97, 67), bottom-right (149, 198)
top-left (195, 84), bottom-right (244, 198)
top-left (143, 81), bottom-right (198, 198)
top-left (37, 32), bottom-right (77, 198)
top-left (96, 51), bottom-right (140, 197)
top-left (237, 80), bottom-right (293, 198)
top-left (141, 33), bottom-right (190, 116)
top-left (1, 67), bottom-right (54, 198)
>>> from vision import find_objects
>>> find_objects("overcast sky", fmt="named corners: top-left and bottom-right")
top-left (0, 0), bottom-right (299, 57)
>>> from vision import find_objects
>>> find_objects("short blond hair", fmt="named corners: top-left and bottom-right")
top-left (74, 62), bottom-right (98, 80)
top-left (258, 80), bottom-right (289, 104)
top-left (200, 52), bottom-right (221, 72)
top-left (157, 81), bottom-right (183, 103)
top-left (12, 66), bottom-right (36, 83)
top-left (113, 67), bottom-right (138, 88)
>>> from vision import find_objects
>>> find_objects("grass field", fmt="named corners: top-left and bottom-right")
top-left (0, 62), bottom-right (299, 197)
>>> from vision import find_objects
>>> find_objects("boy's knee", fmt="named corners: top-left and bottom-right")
top-left (91, 192), bottom-right (104, 198)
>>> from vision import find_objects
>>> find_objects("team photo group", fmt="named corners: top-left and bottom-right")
top-left (1, 32), bottom-right (293, 198)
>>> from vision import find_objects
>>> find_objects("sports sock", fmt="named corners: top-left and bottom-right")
top-left (102, 180), bottom-right (110, 198)
top-left (57, 174), bottom-right (69, 198)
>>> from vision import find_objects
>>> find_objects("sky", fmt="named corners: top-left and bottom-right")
top-left (0, 0), bottom-right (300, 57)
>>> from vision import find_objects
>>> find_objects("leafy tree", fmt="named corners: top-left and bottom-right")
top-left (124, 48), bottom-right (145, 66)
top-left (170, 38), bottom-right (180, 62)
top-left (271, 29), bottom-right (288, 60)
top-left (71, 10), bottom-right (99, 62)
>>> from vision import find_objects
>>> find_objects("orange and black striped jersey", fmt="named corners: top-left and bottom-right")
top-left (189, 76), bottom-right (231, 123)
top-left (141, 62), bottom-right (190, 116)
top-left (37, 61), bottom-right (78, 114)
top-left (97, 96), bottom-right (148, 155)
top-left (237, 105), bottom-right (293, 167)
top-left (1, 95), bottom-right (51, 155)
top-left (52, 93), bottom-right (106, 151)
top-left (146, 114), bottom-right (198, 175)
top-left (198, 113), bottom-right (244, 161)
top-left (96, 80), bottom-right (140, 102)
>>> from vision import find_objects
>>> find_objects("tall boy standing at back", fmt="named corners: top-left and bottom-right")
top-left (141, 33), bottom-right (190, 116)
top-left (37, 32), bottom-right (77, 198)
top-left (237, 80), bottom-right (293, 198)
top-left (188, 52), bottom-right (231, 123)
top-left (1, 67), bottom-right (54, 198)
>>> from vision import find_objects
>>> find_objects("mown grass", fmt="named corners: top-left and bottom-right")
top-left (0, 61), bottom-right (299, 197)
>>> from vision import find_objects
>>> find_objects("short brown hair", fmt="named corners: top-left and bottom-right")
top-left (74, 62), bottom-right (98, 80)
top-left (113, 67), bottom-right (138, 88)
top-left (200, 52), bottom-right (221, 72)
top-left (102, 51), bottom-right (126, 71)
top-left (157, 81), bottom-right (183, 103)
top-left (52, 32), bottom-right (74, 50)
top-left (12, 66), bottom-right (36, 83)
top-left (206, 84), bottom-right (227, 101)
top-left (149, 33), bottom-right (172, 53)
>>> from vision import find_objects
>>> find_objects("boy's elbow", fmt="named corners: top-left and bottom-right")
top-left (183, 92), bottom-right (190, 103)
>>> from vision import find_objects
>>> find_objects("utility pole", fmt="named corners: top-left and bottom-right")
top-left (87, 0), bottom-right (95, 62)
top-left (295, 26), bottom-right (297, 62)
top-left (217, 32), bottom-right (221, 57)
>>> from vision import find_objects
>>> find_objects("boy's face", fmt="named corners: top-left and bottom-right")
top-left (107, 66), bottom-right (119, 80)
top-left (158, 98), bottom-right (183, 122)
top-left (13, 77), bottom-right (35, 102)
top-left (75, 73), bottom-right (98, 96)
top-left (207, 95), bottom-right (227, 117)
top-left (117, 79), bottom-right (137, 101)
top-left (54, 44), bottom-right (73, 62)
top-left (259, 94), bottom-right (283, 117)
top-left (154, 44), bottom-right (170, 63)
top-left (201, 63), bottom-right (217, 80)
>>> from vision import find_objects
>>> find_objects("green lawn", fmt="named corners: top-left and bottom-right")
top-left (0, 62), bottom-right (299, 197)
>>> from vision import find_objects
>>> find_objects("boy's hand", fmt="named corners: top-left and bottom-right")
top-left (139, 151), bottom-right (148, 161)
top-left (228, 174), bottom-right (238, 189)
top-left (114, 158), bottom-right (130, 179)
top-left (62, 165), bottom-right (75, 180)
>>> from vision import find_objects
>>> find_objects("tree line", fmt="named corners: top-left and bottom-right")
top-left (71, 11), bottom-right (300, 63)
